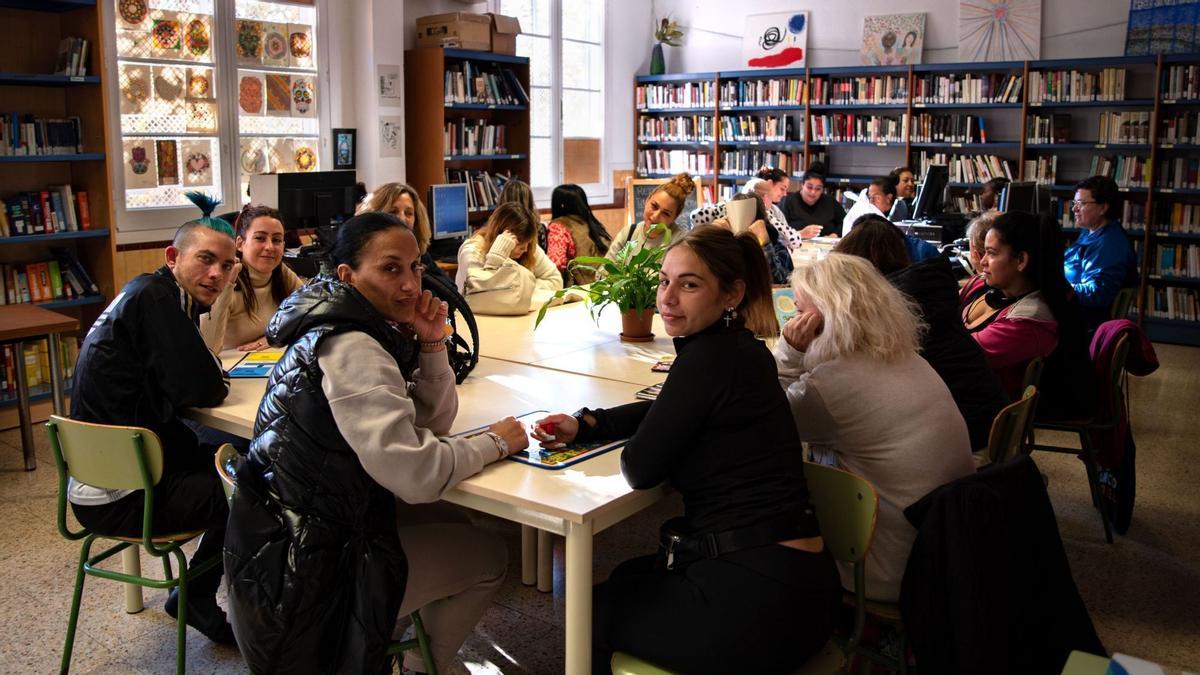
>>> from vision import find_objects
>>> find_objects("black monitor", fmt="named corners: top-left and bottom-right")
top-left (912, 165), bottom-right (949, 220)
top-left (429, 183), bottom-right (470, 240)
top-left (250, 171), bottom-right (359, 245)
top-left (1000, 181), bottom-right (1037, 213)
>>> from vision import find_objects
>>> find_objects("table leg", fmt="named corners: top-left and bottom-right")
top-left (11, 340), bottom-right (36, 471)
top-left (48, 333), bottom-right (66, 415)
top-left (564, 520), bottom-right (593, 675)
top-left (122, 546), bottom-right (144, 614)
top-left (537, 530), bottom-right (553, 592)
top-left (521, 525), bottom-right (537, 586)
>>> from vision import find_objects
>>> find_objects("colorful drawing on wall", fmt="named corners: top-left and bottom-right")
top-left (156, 139), bottom-right (180, 186)
top-left (236, 19), bottom-right (263, 64)
top-left (861, 14), bottom-right (926, 65)
top-left (289, 24), bottom-right (313, 68)
top-left (117, 0), bottom-right (149, 29)
top-left (119, 64), bottom-right (151, 114)
top-left (123, 139), bottom-right (157, 189)
top-left (183, 15), bottom-right (211, 59)
top-left (266, 74), bottom-right (292, 116)
top-left (959, 0), bottom-right (1041, 61)
top-left (333, 128), bottom-right (356, 170)
top-left (151, 15), bottom-right (181, 53)
top-left (238, 72), bottom-right (265, 115)
top-left (186, 68), bottom-right (212, 99)
top-left (1125, 0), bottom-right (1200, 55)
top-left (291, 77), bottom-right (315, 117)
top-left (181, 139), bottom-right (213, 187)
top-left (294, 142), bottom-right (317, 172)
top-left (262, 22), bottom-right (290, 67)
top-left (742, 12), bottom-right (808, 69)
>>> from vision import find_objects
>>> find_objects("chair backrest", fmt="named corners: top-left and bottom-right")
top-left (1097, 333), bottom-right (1131, 421)
top-left (46, 415), bottom-right (164, 490)
top-left (987, 385), bottom-right (1039, 463)
top-left (804, 462), bottom-right (879, 564)
top-left (1110, 286), bottom-right (1136, 320)
top-left (214, 443), bottom-right (238, 503)
top-left (1022, 356), bottom-right (1044, 391)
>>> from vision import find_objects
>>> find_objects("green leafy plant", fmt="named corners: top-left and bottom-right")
top-left (534, 223), bottom-right (672, 328)
top-left (655, 17), bottom-right (684, 46)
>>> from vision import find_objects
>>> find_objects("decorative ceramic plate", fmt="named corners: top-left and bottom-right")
top-left (264, 30), bottom-right (288, 60)
top-left (152, 20), bottom-right (181, 50)
top-left (239, 75), bottom-right (263, 113)
top-left (184, 18), bottom-right (210, 57)
top-left (118, 0), bottom-right (148, 25)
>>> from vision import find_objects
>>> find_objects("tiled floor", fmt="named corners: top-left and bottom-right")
top-left (0, 343), bottom-right (1197, 673)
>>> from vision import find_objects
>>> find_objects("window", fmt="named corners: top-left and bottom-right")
top-left (497, 0), bottom-right (606, 201)
top-left (111, 0), bottom-right (322, 230)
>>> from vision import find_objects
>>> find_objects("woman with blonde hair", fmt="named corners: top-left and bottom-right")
top-left (774, 253), bottom-right (974, 602)
top-left (455, 201), bottom-right (562, 315)
top-left (499, 178), bottom-right (546, 250)
top-left (606, 172), bottom-right (694, 261)
top-left (358, 182), bottom-right (432, 253)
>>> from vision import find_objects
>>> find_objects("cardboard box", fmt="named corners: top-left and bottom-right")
top-left (415, 12), bottom-right (491, 51)
top-left (487, 13), bottom-right (522, 56)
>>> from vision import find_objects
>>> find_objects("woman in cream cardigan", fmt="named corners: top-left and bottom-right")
top-left (455, 201), bottom-right (562, 315)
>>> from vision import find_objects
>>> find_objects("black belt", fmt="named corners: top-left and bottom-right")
top-left (659, 510), bottom-right (816, 570)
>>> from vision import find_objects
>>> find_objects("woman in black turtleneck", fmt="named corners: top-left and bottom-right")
top-left (536, 226), bottom-right (839, 675)
top-left (782, 163), bottom-right (846, 238)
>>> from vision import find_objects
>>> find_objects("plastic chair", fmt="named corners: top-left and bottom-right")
top-left (46, 415), bottom-right (223, 675)
top-left (1031, 334), bottom-right (1131, 543)
top-left (610, 463), bottom-right (880, 675)
top-left (214, 443), bottom-right (237, 502)
top-left (987, 386), bottom-right (1039, 464)
top-left (1109, 286), bottom-right (1136, 320)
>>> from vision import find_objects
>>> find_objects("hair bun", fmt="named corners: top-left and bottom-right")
top-left (669, 172), bottom-right (695, 197)
top-left (807, 161), bottom-right (828, 177)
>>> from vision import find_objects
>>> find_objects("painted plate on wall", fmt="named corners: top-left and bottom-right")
top-left (118, 0), bottom-right (149, 27)
top-left (239, 74), bottom-right (264, 114)
top-left (151, 19), bottom-right (181, 50)
top-left (184, 17), bottom-right (210, 58)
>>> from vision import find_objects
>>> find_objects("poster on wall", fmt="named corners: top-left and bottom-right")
top-left (181, 139), bottom-right (213, 187)
top-left (1125, 0), bottom-right (1200, 55)
top-left (378, 64), bottom-right (401, 106)
top-left (156, 139), bottom-right (180, 186)
top-left (861, 14), bottom-right (926, 65)
top-left (742, 12), bottom-right (808, 69)
top-left (289, 23), bottom-right (313, 68)
top-left (238, 71), bottom-right (265, 115)
top-left (333, 128), bottom-right (356, 170)
top-left (959, 0), bottom-right (1041, 61)
top-left (291, 76), bottom-right (316, 117)
top-left (265, 73), bottom-right (292, 116)
top-left (119, 64), bottom-right (151, 114)
top-left (380, 116), bottom-right (403, 157)
top-left (123, 139), bottom-right (157, 189)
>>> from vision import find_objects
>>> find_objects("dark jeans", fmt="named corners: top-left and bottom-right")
top-left (592, 543), bottom-right (842, 675)
top-left (71, 459), bottom-right (229, 601)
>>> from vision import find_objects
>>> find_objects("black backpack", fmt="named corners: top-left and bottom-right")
top-left (422, 267), bottom-right (479, 384)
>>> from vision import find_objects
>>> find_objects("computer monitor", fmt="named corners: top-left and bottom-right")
top-left (429, 183), bottom-right (470, 240)
top-left (999, 181), bottom-right (1037, 213)
top-left (249, 171), bottom-right (359, 243)
top-left (912, 164), bottom-right (949, 220)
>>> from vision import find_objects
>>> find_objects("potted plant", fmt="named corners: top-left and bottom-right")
top-left (534, 224), bottom-right (671, 342)
top-left (651, 17), bottom-right (684, 76)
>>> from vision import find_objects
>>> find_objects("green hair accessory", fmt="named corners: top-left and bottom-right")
top-left (184, 191), bottom-right (234, 237)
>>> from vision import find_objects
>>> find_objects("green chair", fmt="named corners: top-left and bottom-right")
top-left (1110, 286), bottom-right (1136, 321)
top-left (987, 386), bottom-right (1039, 464)
top-left (610, 463), bottom-right (880, 675)
top-left (215, 444), bottom-right (438, 674)
top-left (47, 415), bottom-right (223, 675)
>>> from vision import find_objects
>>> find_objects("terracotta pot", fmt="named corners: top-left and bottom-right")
top-left (620, 308), bottom-right (655, 342)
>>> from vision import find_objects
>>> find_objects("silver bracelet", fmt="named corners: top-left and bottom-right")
top-left (485, 431), bottom-right (509, 460)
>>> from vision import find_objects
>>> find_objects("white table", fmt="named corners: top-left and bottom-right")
top-left (187, 354), bottom-right (666, 675)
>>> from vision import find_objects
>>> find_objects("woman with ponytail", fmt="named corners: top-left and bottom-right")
top-left (606, 172), bottom-right (694, 262)
top-left (535, 227), bottom-right (839, 674)
top-left (200, 203), bottom-right (304, 351)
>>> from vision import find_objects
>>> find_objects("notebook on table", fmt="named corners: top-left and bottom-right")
top-left (453, 410), bottom-right (627, 470)
top-left (228, 350), bottom-right (285, 378)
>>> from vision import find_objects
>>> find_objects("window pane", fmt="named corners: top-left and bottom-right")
top-left (562, 89), bottom-right (602, 137)
top-left (562, 0), bottom-right (602, 43)
top-left (562, 40), bottom-right (601, 90)
top-left (531, 86), bottom-right (552, 138)
top-left (518, 35), bottom-right (551, 87)
top-left (530, 137), bottom-right (553, 189)
top-left (497, 0), bottom-right (549, 37)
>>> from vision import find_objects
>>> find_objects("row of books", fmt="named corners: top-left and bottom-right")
top-left (0, 338), bottom-right (78, 400)
top-left (719, 78), bottom-right (807, 108)
top-left (637, 115), bottom-right (714, 143)
top-left (809, 114), bottom-right (907, 144)
top-left (442, 119), bottom-right (508, 156)
top-left (947, 193), bottom-right (983, 213)
top-left (443, 63), bottom-right (528, 106)
top-left (719, 115), bottom-right (799, 142)
top-left (1, 250), bottom-right (99, 306)
top-left (1155, 203), bottom-right (1200, 234)
top-left (1162, 64), bottom-right (1200, 102)
top-left (1089, 155), bottom-right (1149, 188)
top-left (915, 153), bottom-right (1013, 183)
top-left (1154, 243), bottom-right (1200, 278)
top-left (53, 36), bottom-right (90, 77)
top-left (810, 75), bottom-right (907, 105)
top-left (1026, 113), bottom-right (1072, 144)
top-left (1028, 68), bottom-right (1128, 104)
top-left (0, 114), bottom-right (84, 156)
top-left (1097, 111), bottom-right (1151, 145)
top-left (1159, 111), bottom-right (1200, 145)
top-left (712, 184), bottom-right (736, 203)
top-left (1024, 156), bottom-right (1059, 185)
top-left (1146, 287), bottom-right (1200, 322)
top-left (718, 150), bottom-right (803, 177)
top-left (636, 82), bottom-right (716, 110)
top-left (443, 169), bottom-right (514, 212)
top-left (637, 149), bottom-right (713, 177)
top-left (910, 113), bottom-right (989, 144)
top-left (1, 186), bottom-right (92, 236)
top-left (1157, 157), bottom-right (1200, 190)
top-left (913, 72), bottom-right (1023, 104)
top-left (1058, 200), bottom-right (1147, 232)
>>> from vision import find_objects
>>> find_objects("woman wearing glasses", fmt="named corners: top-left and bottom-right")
top-left (782, 163), bottom-right (845, 238)
top-left (1063, 175), bottom-right (1139, 330)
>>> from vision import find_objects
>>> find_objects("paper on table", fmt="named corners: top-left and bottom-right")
top-left (726, 198), bottom-right (757, 235)
top-left (842, 189), bottom-right (886, 237)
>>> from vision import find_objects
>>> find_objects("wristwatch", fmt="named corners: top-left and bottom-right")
top-left (484, 431), bottom-right (509, 460)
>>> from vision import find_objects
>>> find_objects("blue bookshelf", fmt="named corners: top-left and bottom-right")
top-left (443, 48), bottom-right (528, 66)
top-left (911, 142), bottom-right (1021, 149)
top-left (912, 102), bottom-right (1023, 109)
top-left (0, 230), bottom-right (109, 245)
top-left (0, 73), bottom-right (99, 86)
top-left (0, 153), bottom-right (104, 163)
top-left (1027, 99), bottom-right (1155, 109)
top-left (636, 107), bottom-right (714, 114)
top-left (445, 103), bottom-right (527, 111)
top-left (443, 154), bottom-right (527, 161)
top-left (0, 0), bottom-right (94, 10)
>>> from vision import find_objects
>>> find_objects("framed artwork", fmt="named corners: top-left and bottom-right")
top-left (1125, 0), bottom-right (1200, 55)
top-left (378, 64), bottom-right (401, 105)
top-left (742, 12), bottom-right (808, 69)
top-left (265, 73), bottom-right (292, 116)
top-left (291, 76), bottom-right (316, 117)
top-left (262, 22), bottom-right (290, 67)
top-left (156, 139), bottom-right (180, 186)
top-left (182, 139), bottom-right (214, 187)
top-left (333, 128), bottom-right (357, 170)
top-left (862, 14), bottom-right (926, 65)
top-left (380, 116), bottom-right (403, 157)
top-left (959, 0), bottom-right (1041, 61)
top-left (289, 24), bottom-right (313, 68)
top-left (123, 139), bottom-right (157, 189)
top-left (238, 71), bottom-right (265, 115)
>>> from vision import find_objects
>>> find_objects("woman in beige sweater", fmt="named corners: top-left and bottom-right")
top-left (201, 204), bottom-right (304, 351)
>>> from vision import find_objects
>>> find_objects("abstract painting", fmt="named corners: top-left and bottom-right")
top-left (1125, 0), bottom-right (1200, 55)
top-left (742, 12), bottom-right (808, 69)
top-left (959, 0), bottom-right (1041, 61)
top-left (862, 14), bottom-right (926, 65)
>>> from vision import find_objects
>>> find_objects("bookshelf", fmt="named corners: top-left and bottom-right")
top-left (0, 0), bottom-right (116, 422)
top-left (404, 47), bottom-right (530, 229)
top-left (631, 53), bottom-right (1200, 345)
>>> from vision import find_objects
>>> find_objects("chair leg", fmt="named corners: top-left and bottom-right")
top-left (1078, 432), bottom-right (1114, 544)
top-left (172, 549), bottom-right (189, 675)
top-left (162, 556), bottom-right (173, 582)
top-left (121, 547), bottom-right (144, 614)
top-left (411, 610), bottom-right (437, 675)
top-left (61, 538), bottom-right (93, 674)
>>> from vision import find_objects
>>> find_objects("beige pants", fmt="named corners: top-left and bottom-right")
top-left (394, 502), bottom-right (508, 673)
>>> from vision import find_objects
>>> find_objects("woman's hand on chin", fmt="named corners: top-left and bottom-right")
top-left (411, 289), bottom-right (449, 342)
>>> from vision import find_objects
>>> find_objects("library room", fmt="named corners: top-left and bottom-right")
top-left (1, 0), bottom-right (1197, 673)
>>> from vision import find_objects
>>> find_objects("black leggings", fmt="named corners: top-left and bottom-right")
top-left (592, 544), bottom-right (841, 674)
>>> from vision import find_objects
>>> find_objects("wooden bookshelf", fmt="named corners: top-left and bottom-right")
top-left (0, 0), bottom-right (116, 418)
top-left (404, 47), bottom-right (530, 229)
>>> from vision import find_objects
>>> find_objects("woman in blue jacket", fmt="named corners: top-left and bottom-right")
top-left (1064, 175), bottom-right (1138, 330)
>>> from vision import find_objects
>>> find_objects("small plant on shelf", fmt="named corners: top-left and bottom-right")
top-left (650, 17), bottom-right (684, 76)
